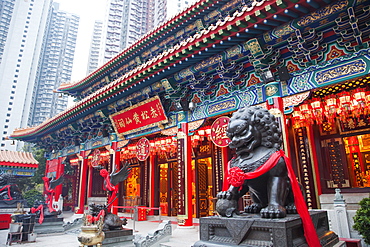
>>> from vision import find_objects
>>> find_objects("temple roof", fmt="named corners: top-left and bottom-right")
top-left (11, 0), bottom-right (278, 140)
top-left (57, 0), bottom-right (222, 95)
top-left (10, 0), bottom-right (365, 145)
top-left (0, 150), bottom-right (39, 169)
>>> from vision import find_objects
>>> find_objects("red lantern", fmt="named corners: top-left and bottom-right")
top-left (338, 91), bottom-right (352, 120)
top-left (310, 98), bottom-right (324, 124)
top-left (353, 88), bottom-right (366, 115)
top-left (325, 95), bottom-right (337, 122)
top-left (299, 103), bottom-right (312, 123)
top-left (292, 108), bottom-right (304, 127)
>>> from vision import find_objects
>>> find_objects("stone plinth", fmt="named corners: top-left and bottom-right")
top-left (102, 228), bottom-right (134, 246)
top-left (194, 210), bottom-right (339, 247)
top-left (33, 217), bottom-right (64, 234)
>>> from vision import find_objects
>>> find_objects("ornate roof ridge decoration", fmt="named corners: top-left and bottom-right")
top-left (57, 0), bottom-right (219, 92)
top-left (11, 0), bottom-right (276, 139)
top-left (0, 150), bottom-right (39, 165)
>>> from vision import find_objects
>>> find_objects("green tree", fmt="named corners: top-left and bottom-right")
top-left (353, 197), bottom-right (370, 245)
top-left (17, 145), bottom-right (46, 192)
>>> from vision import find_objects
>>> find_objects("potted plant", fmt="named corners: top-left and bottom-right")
top-left (353, 197), bottom-right (370, 245)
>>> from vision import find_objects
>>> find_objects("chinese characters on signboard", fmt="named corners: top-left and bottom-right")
top-left (210, 117), bottom-right (231, 147)
top-left (110, 96), bottom-right (168, 137)
top-left (136, 138), bottom-right (150, 161)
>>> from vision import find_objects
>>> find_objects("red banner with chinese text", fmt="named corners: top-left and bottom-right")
top-left (110, 96), bottom-right (168, 136)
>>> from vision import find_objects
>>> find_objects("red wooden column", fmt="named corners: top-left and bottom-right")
top-left (111, 142), bottom-right (120, 214)
top-left (76, 150), bottom-right (89, 214)
top-left (54, 157), bottom-right (64, 201)
top-left (149, 154), bottom-right (155, 216)
top-left (176, 122), bottom-right (193, 227)
top-left (221, 147), bottom-right (230, 191)
top-left (265, 84), bottom-right (291, 157)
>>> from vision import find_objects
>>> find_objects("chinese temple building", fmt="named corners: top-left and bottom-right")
top-left (0, 150), bottom-right (39, 177)
top-left (9, 0), bottom-right (370, 229)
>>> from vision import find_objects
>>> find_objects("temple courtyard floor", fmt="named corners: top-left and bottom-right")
top-left (0, 211), bottom-right (200, 247)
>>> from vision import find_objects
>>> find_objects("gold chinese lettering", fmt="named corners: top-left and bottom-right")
top-left (141, 111), bottom-right (150, 120)
top-left (133, 112), bottom-right (141, 124)
top-left (117, 119), bottom-right (126, 128)
top-left (150, 107), bottom-right (159, 118)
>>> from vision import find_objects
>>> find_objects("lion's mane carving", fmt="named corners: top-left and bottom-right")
top-left (216, 106), bottom-right (296, 218)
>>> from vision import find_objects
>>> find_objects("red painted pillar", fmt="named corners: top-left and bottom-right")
top-left (266, 96), bottom-right (291, 158)
top-left (221, 147), bottom-right (230, 191)
top-left (149, 154), bottom-right (155, 216)
top-left (54, 157), bottom-right (64, 201)
top-left (177, 122), bottom-right (193, 227)
top-left (76, 150), bottom-right (88, 214)
top-left (111, 142), bottom-right (119, 214)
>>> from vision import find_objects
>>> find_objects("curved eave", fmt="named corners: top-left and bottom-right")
top-left (0, 162), bottom-right (38, 169)
top-left (13, 0), bottom-right (323, 140)
top-left (57, 0), bottom-right (219, 93)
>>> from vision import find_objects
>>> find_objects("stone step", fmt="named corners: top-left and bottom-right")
top-left (159, 226), bottom-right (199, 247)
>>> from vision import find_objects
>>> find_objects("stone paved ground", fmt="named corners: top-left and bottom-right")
top-left (0, 212), bottom-right (200, 247)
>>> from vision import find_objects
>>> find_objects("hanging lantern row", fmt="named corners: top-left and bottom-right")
top-left (119, 125), bottom-right (217, 159)
top-left (150, 137), bottom-right (177, 155)
top-left (120, 144), bottom-right (137, 160)
top-left (191, 126), bottom-right (212, 147)
top-left (292, 88), bottom-right (370, 126)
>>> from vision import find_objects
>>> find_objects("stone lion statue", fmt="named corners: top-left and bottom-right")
top-left (216, 106), bottom-right (296, 218)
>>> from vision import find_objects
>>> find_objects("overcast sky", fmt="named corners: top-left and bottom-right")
top-left (56, 0), bottom-right (183, 83)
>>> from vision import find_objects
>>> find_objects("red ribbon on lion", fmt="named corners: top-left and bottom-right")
top-left (227, 150), bottom-right (321, 247)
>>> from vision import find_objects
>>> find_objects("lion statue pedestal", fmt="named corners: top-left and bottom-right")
top-left (194, 211), bottom-right (340, 247)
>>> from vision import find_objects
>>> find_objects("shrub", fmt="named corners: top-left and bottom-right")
top-left (23, 189), bottom-right (44, 208)
top-left (353, 197), bottom-right (370, 245)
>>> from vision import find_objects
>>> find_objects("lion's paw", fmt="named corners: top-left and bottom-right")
top-left (217, 190), bottom-right (234, 200)
top-left (244, 203), bottom-right (263, 214)
top-left (286, 203), bottom-right (297, 214)
top-left (260, 204), bottom-right (286, 218)
top-left (216, 198), bottom-right (238, 217)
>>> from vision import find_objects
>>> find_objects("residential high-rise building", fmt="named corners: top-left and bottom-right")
top-left (0, 0), bottom-right (79, 151)
top-left (0, 0), bottom-right (52, 151)
top-left (87, 20), bottom-right (103, 75)
top-left (29, 3), bottom-right (79, 127)
top-left (168, 0), bottom-right (196, 16)
top-left (99, 0), bottom-right (167, 64)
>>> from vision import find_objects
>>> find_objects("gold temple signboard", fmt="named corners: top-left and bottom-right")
top-left (110, 96), bottom-right (168, 137)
